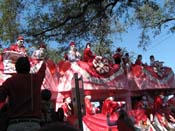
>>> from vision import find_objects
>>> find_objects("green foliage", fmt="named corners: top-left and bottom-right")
top-left (47, 47), bottom-right (62, 63)
top-left (0, 0), bottom-right (175, 55)
top-left (0, 0), bottom-right (25, 43)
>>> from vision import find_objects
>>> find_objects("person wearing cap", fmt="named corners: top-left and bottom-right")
top-left (67, 42), bottom-right (81, 62)
top-left (8, 36), bottom-right (27, 55)
top-left (83, 42), bottom-right (95, 63)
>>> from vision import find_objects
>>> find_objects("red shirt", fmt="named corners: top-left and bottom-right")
top-left (135, 59), bottom-right (143, 65)
top-left (8, 44), bottom-right (26, 53)
top-left (0, 62), bottom-right (46, 119)
top-left (101, 99), bottom-right (119, 115)
top-left (154, 95), bottom-right (163, 110)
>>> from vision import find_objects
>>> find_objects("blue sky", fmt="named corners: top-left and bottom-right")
top-left (113, 27), bottom-right (175, 72)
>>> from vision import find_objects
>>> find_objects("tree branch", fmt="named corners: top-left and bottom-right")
top-left (147, 17), bottom-right (175, 28)
top-left (32, 0), bottom-right (98, 37)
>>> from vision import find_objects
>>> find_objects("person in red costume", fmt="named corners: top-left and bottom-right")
top-left (101, 96), bottom-right (124, 116)
top-left (154, 92), bottom-right (165, 110)
top-left (113, 47), bottom-right (123, 64)
top-left (84, 95), bottom-right (99, 115)
top-left (61, 96), bottom-right (73, 118)
top-left (83, 42), bottom-right (95, 63)
top-left (7, 36), bottom-right (27, 55)
top-left (135, 54), bottom-right (144, 66)
top-left (61, 96), bottom-right (77, 126)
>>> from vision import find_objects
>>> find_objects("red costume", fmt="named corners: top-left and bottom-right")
top-left (113, 48), bottom-right (122, 64)
top-left (101, 98), bottom-right (119, 115)
top-left (8, 44), bottom-right (26, 53)
top-left (61, 103), bottom-right (72, 117)
top-left (6, 36), bottom-right (26, 54)
top-left (133, 101), bottom-right (144, 109)
top-left (83, 48), bottom-right (95, 62)
top-left (113, 53), bottom-right (122, 64)
top-left (154, 95), bottom-right (164, 110)
top-left (85, 98), bottom-right (98, 115)
top-left (61, 98), bottom-right (77, 126)
top-left (61, 96), bottom-right (73, 117)
top-left (135, 59), bottom-right (143, 66)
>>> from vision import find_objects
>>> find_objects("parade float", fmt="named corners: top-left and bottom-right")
top-left (0, 46), bottom-right (175, 131)
top-left (56, 55), bottom-right (175, 131)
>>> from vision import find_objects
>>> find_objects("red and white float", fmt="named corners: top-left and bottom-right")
top-left (0, 49), bottom-right (175, 131)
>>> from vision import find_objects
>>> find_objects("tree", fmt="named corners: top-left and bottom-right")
top-left (0, 0), bottom-right (25, 43)
top-left (0, 0), bottom-right (175, 51)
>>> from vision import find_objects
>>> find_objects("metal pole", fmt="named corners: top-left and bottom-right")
top-left (74, 73), bottom-right (83, 130)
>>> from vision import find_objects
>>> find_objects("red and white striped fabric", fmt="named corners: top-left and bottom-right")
top-left (131, 65), bottom-right (175, 89)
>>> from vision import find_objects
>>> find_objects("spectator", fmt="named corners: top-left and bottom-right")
top-left (0, 57), bottom-right (46, 131)
top-left (41, 89), bottom-right (55, 125)
top-left (55, 107), bottom-right (64, 122)
top-left (106, 109), bottom-right (135, 131)
top-left (38, 121), bottom-right (80, 131)
top-left (0, 103), bottom-right (9, 131)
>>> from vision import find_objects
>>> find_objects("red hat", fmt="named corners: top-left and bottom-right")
top-left (17, 36), bottom-right (24, 40)
top-left (70, 42), bottom-right (75, 46)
